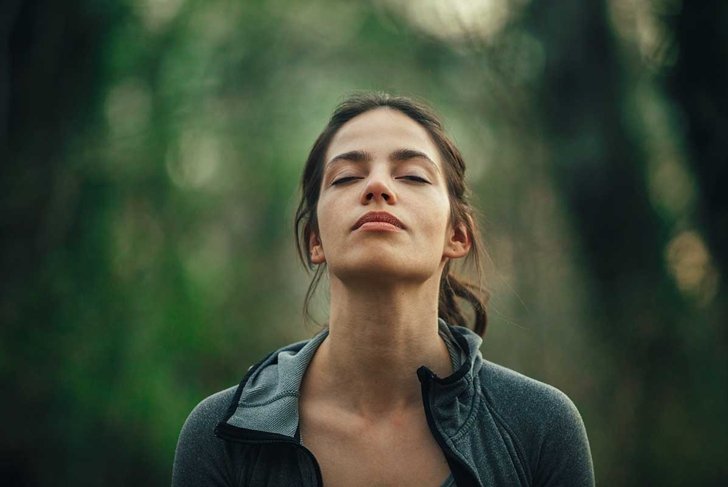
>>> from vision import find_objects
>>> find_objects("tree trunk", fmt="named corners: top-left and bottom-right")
top-left (528, 1), bottom-right (692, 483)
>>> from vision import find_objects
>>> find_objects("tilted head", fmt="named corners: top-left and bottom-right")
top-left (294, 92), bottom-right (488, 336)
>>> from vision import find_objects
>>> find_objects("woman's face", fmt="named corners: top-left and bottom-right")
top-left (310, 108), bottom-right (470, 285)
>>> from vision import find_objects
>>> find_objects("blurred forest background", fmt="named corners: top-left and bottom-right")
top-left (1, 0), bottom-right (726, 485)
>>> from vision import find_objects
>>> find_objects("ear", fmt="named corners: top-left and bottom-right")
top-left (309, 231), bottom-right (326, 264)
top-left (443, 218), bottom-right (472, 260)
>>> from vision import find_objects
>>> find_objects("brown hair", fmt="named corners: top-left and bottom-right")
top-left (294, 93), bottom-right (489, 336)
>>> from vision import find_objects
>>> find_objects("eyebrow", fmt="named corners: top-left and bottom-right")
top-left (326, 149), bottom-right (440, 172)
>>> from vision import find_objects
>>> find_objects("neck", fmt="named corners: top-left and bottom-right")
top-left (306, 275), bottom-right (453, 417)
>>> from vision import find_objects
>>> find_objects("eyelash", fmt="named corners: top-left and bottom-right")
top-left (330, 175), bottom-right (430, 186)
top-left (331, 176), bottom-right (362, 186)
top-left (399, 175), bottom-right (430, 184)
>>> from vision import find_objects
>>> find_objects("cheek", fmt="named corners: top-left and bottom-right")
top-left (314, 199), bottom-right (338, 246)
top-left (427, 195), bottom-right (452, 230)
top-left (416, 208), bottom-right (451, 249)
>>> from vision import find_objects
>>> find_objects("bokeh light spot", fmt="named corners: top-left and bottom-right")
top-left (135, 0), bottom-right (185, 32)
top-left (665, 231), bottom-right (719, 306)
top-left (105, 78), bottom-right (152, 140)
top-left (165, 131), bottom-right (222, 190)
top-left (387, 0), bottom-right (519, 44)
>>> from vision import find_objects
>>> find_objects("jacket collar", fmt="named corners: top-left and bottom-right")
top-left (418, 323), bottom-right (484, 440)
top-left (222, 320), bottom-right (484, 441)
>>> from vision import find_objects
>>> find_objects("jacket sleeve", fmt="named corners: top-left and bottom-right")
top-left (534, 390), bottom-right (595, 487)
top-left (172, 387), bottom-right (237, 487)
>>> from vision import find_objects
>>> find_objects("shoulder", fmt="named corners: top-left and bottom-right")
top-left (184, 386), bottom-right (238, 431)
top-left (478, 360), bottom-right (594, 486)
top-left (172, 386), bottom-right (237, 487)
top-left (480, 360), bottom-right (583, 431)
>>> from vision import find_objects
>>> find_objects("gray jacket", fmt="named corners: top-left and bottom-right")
top-left (173, 322), bottom-right (594, 486)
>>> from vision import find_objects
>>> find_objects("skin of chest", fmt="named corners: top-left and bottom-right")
top-left (299, 399), bottom-right (451, 487)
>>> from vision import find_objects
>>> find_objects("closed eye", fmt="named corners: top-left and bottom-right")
top-left (398, 175), bottom-right (431, 184)
top-left (331, 176), bottom-right (363, 186)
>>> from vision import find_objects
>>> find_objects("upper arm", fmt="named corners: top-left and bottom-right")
top-left (172, 388), bottom-right (237, 487)
top-left (534, 391), bottom-right (594, 487)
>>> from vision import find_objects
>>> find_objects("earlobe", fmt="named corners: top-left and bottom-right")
top-left (309, 232), bottom-right (326, 264)
top-left (444, 221), bottom-right (472, 259)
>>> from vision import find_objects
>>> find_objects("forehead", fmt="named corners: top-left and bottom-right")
top-left (325, 108), bottom-right (440, 164)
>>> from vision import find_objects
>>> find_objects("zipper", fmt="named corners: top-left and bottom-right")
top-left (418, 367), bottom-right (481, 487)
top-left (215, 422), bottom-right (324, 486)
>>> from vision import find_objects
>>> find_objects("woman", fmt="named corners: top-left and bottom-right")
top-left (172, 93), bottom-right (594, 486)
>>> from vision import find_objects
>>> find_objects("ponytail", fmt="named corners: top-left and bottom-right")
top-left (439, 266), bottom-right (488, 337)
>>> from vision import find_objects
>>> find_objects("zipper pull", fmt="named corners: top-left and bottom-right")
top-left (417, 365), bottom-right (436, 384)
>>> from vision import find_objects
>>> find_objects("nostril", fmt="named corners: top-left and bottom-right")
top-left (364, 190), bottom-right (392, 202)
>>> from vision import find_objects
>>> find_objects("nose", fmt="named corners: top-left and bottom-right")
top-left (360, 170), bottom-right (397, 205)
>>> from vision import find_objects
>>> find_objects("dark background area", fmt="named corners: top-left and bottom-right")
top-left (1, 0), bottom-right (726, 485)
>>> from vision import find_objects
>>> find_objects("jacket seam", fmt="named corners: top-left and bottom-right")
top-left (447, 384), bottom-right (482, 443)
top-left (480, 385), bottom-right (532, 484)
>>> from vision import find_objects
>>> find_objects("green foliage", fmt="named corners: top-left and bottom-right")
top-left (2, 0), bottom-right (726, 485)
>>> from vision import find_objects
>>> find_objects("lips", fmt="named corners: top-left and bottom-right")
top-left (352, 211), bottom-right (405, 230)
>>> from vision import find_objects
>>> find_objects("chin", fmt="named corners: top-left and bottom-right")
top-left (329, 254), bottom-right (439, 285)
